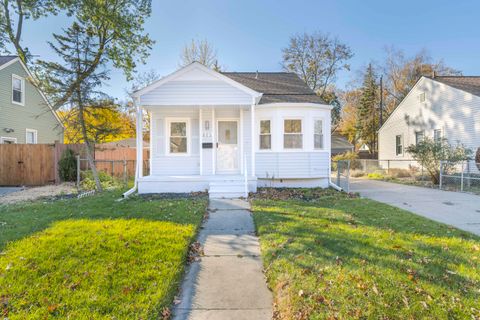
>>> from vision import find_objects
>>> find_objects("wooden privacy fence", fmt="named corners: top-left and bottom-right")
top-left (0, 142), bottom-right (149, 186)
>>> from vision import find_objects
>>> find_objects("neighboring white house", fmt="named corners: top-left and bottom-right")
top-left (129, 62), bottom-right (332, 198)
top-left (379, 76), bottom-right (480, 161)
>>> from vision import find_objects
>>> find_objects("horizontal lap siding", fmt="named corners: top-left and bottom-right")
top-left (379, 78), bottom-right (480, 160)
top-left (150, 108), bottom-right (200, 175)
top-left (256, 152), bottom-right (329, 178)
top-left (141, 81), bottom-right (252, 105)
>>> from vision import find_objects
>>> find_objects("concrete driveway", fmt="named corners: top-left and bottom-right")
top-left (350, 179), bottom-right (480, 236)
top-left (0, 187), bottom-right (23, 197)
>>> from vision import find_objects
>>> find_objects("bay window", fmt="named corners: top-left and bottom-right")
top-left (284, 119), bottom-right (302, 149)
top-left (259, 120), bottom-right (271, 150)
top-left (314, 119), bottom-right (323, 149)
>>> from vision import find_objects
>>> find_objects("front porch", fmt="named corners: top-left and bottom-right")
top-left (138, 174), bottom-right (258, 198)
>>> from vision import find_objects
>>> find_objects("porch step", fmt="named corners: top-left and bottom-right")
top-left (208, 181), bottom-right (247, 199)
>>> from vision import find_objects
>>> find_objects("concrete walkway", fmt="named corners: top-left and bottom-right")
top-left (173, 199), bottom-right (272, 320)
top-left (350, 179), bottom-right (480, 236)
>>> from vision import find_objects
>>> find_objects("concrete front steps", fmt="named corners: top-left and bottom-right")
top-left (208, 180), bottom-right (247, 199)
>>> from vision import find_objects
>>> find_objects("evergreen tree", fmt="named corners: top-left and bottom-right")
top-left (38, 22), bottom-right (110, 191)
top-left (357, 64), bottom-right (379, 154)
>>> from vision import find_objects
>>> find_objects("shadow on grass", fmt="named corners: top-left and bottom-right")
top-left (253, 198), bottom-right (480, 308)
top-left (0, 190), bottom-right (208, 250)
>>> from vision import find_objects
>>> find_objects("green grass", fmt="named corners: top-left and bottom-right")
top-left (0, 191), bottom-right (208, 319)
top-left (252, 188), bottom-right (480, 319)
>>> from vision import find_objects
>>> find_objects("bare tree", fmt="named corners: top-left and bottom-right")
top-left (282, 32), bottom-right (353, 97)
top-left (180, 38), bottom-right (221, 71)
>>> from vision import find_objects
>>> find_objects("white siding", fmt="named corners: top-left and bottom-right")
top-left (150, 108), bottom-right (200, 175)
top-left (254, 105), bottom-right (331, 179)
top-left (140, 80), bottom-right (253, 106)
top-left (379, 77), bottom-right (480, 160)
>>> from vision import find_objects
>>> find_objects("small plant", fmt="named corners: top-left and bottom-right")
top-left (406, 138), bottom-right (472, 184)
top-left (388, 168), bottom-right (412, 178)
top-left (367, 172), bottom-right (385, 180)
top-left (81, 170), bottom-right (121, 190)
top-left (58, 149), bottom-right (77, 182)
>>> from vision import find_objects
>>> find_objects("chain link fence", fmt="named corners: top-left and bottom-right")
top-left (347, 159), bottom-right (432, 187)
top-left (440, 160), bottom-right (480, 194)
top-left (331, 160), bottom-right (350, 192)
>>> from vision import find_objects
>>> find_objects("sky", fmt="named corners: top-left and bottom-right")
top-left (18, 0), bottom-right (480, 100)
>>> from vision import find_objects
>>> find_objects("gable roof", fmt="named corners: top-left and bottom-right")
top-left (133, 62), bottom-right (262, 102)
top-left (0, 55), bottom-right (64, 128)
top-left (428, 76), bottom-right (480, 97)
top-left (0, 55), bottom-right (18, 69)
top-left (221, 72), bottom-right (326, 104)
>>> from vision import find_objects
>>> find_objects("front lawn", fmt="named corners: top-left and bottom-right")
top-left (252, 188), bottom-right (480, 319)
top-left (0, 191), bottom-right (207, 319)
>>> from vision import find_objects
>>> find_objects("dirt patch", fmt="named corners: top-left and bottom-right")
top-left (0, 183), bottom-right (77, 205)
top-left (250, 187), bottom-right (358, 201)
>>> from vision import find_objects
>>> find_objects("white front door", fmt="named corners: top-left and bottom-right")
top-left (216, 120), bottom-right (239, 173)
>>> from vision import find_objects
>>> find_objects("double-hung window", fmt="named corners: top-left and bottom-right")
top-left (415, 131), bottom-right (425, 145)
top-left (433, 129), bottom-right (442, 143)
top-left (395, 135), bottom-right (403, 156)
top-left (284, 119), bottom-right (302, 149)
top-left (314, 119), bottom-right (324, 149)
top-left (26, 129), bottom-right (37, 144)
top-left (12, 75), bottom-right (24, 105)
top-left (259, 120), bottom-right (271, 150)
top-left (168, 120), bottom-right (188, 154)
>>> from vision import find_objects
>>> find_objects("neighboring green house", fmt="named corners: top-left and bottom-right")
top-left (0, 56), bottom-right (63, 144)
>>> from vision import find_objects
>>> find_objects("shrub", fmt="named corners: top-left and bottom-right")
top-left (406, 138), bottom-right (472, 184)
top-left (367, 172), bottom-right (385, 180)
top-left (58, 149), bottom-right (77, 182)
top-left (81, 170), bottom-right (121, 190)
top-left (388, 168), bottom-right (412, 178)
top-left (350, 170), bottom-right (366, 178)
top-left (332, 151), bottom-right (362, 170)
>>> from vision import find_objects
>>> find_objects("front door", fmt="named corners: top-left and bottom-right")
top-left (216, 120), bottom-right (239, 173)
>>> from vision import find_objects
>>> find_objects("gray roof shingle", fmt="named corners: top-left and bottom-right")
top-left (222, 72), bottom-right (326, 104)
top-left (0, 55), bottom-right (18, 67)
top-left (429, 76), bottom-right (480, 97)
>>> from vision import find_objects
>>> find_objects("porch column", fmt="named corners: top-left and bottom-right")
top-left (212, 107), bottom-right (216, 175)
top-left (199, 107), bottom-right (203, 175)
top-left (240, 108), bottom-right (244, 174)
top-left (135, 98), bottom-right (143, 178)
top-left (250, 101), bottom-right (255, 177)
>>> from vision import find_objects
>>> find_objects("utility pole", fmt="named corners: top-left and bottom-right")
top-left (379, 75), bottom-right (383, 127)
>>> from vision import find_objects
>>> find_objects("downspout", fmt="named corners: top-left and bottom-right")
top-left (123, 98), bottom-right (141, 198)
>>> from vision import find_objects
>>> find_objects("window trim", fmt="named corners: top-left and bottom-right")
top-left (313, 118), bottom-right (325, 150)
top-left (25, 128), bottom-right (38, 144)
top-left (0, 136), bottom-right (17, 144)
top-left (283, 118), bottom-right (303, 150)
top-left (165, 118), bottom-right (190, 156)
top-left (395, 134), bottom-right (403, 156)
top-left (12, 74), bottom-right (25, 106)
top-left (258, 119), bottom-right (272, 151)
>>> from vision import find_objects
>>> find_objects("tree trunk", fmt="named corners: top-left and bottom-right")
top-left (78, 104), bottom-right (103, 192)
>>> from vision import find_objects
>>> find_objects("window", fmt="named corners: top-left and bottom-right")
top-left (395, 135), bottom-right (403, 156)
top-left (284, 119), bottom-right (302, 149)
top-left (0, 137), bottom-right (17, 144)
top-left (314, 119), bottom-right (323, 149)
top-left (434, 129), bottom-right (442, 143)
top-left (168, 120), bottom-right (188, 154)
top-left (259, 120), bottom-right (271, 150)
top-left (415, 131), bottom-right (424, 145)
top-left (26, 129), bottom-right (37, 144)
top-left (418, 92), bottom-right (426, 103)
top-left (12, 75), bottom-right (24, 105)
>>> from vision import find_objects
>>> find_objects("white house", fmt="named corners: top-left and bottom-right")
top-left (379, 76), bottom-right (480, 161)
top-left (127, 62), bottom-right (332, 198)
